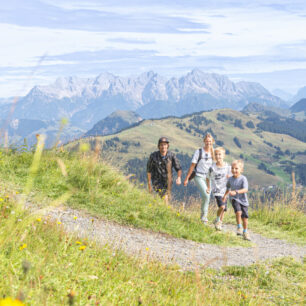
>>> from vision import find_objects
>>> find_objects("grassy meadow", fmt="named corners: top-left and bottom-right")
top-left (0, 197), bottom-right (305, 305)
top-left (0, 148), bottom-right (248, 247)
top-left (0, 142), bottom-right (305, 305)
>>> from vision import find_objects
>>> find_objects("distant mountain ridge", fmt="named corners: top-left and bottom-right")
top-left (290, 99), bottom-right (306, 113)
top-left (291, 86), bottom-right (306, 104)
top-left (271, 89), bottom-right (293, 101)
top-left (0, 69), bottom-right (286, 130)
top-left (0, 118), bottom-right (83, 148)
top-left (85, 110), bottom-right (142, 137)
top-left (242, 102), bottom-right (289, 116)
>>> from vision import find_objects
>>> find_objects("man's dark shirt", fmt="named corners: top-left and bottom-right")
top-left (147, 151), bottom-right (181, 189)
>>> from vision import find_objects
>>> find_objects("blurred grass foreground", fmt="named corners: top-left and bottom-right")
top-left (0, 136), bottom-right (305, 304)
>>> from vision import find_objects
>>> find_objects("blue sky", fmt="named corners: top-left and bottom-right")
top-left (1, 0), bottom-right (306, 97)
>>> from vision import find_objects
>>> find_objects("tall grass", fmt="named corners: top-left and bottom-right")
top-left (247, 176), bottom-right (306, 244)
top-left (0, 199), bottom-right (304, 305)
top-left (0, 139), bottom-right (305, 304)
top-left (0, 144), bottom-right (305, 245)
top-left (0, 148), bottom-right (247, 246)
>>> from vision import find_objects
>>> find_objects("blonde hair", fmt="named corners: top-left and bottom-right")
top-left (214, 147), bottom-right (225, 155)
top-left (204, 133), bottom-right (215, 161)
top-left (232, 159), bottom-right (244, 171)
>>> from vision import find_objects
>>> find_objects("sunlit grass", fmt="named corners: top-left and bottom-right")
top-left (0, 199), bottom-right (304, 305)
top-left (0, 149), bottom-right (247, 246)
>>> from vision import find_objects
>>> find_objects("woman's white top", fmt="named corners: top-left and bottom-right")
top-left (191, 148), bottom-right (213, 178)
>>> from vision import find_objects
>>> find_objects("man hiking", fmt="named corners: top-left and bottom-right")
top-left (147, 137), bottom-right (182, 203)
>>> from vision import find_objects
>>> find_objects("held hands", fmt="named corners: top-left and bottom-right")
top-left (183, 178), bottom-right (189, 186)
top-left (229, 190), bottom-right (237, 196)
top-left (176, 177), bottom-right (182, 185)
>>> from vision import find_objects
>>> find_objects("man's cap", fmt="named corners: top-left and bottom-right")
top-left (158, 137), bottom-right (169, 145)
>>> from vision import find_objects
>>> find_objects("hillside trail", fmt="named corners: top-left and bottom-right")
top-left (24, 202), bottom-right (305, 270)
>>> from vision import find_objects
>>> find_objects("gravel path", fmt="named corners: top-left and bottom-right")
top-left (31, 204), bottom-right (306, 270)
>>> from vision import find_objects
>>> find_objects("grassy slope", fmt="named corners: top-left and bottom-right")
top-left (0, 199), bottom-right (305, 305)
top-left (70, 109), bottom-right (306, 187)
top-left (1, 148), bottom-right (305, 246)
top-left (0, 150), bottom-right (248, 247)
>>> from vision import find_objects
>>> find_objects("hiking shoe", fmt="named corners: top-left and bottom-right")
top-left (243, 232), bottom-right (251, 241)
top-left (215, 221), bottom-right (222, 231)
top-left (236, 227), bottom-right (243, 236)
top-left (201, 218), bottom-right (209, 225)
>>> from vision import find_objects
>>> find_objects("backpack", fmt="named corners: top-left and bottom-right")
top-left (188, 148), bottom-right (203, 181)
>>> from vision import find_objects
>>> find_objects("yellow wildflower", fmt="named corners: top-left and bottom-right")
top-left (0, 297), bottom-right (24, 306)
top-left (36, 218), bottom-right (42, 222)
top-left (57, 221), bottom-right (62, 225)
top-left (61, 118), bottom-right (69, 125)
top-left (15, 191), bottom-right (19, 194)
top-left (145, 247), bottom-right (149, 251)
top-left (79, 143), bottom-right (89, 152)
top-left (0, 198), bottom-right (4, 202)
top-left (177, 212), bottom-right (180, 216)
top-left (79, 245), bottom-right (86, 251)
top-left (73, 216), bottom-right (78, 220)
top-left (75, 241), bottom-right (82, 245)
top-left (19, 243), bottom-right (27, 251)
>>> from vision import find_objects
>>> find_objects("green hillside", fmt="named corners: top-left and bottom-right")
top-left (67, 109), bottom-right (306, 191)
top-left (0, 146), bottom-right (305, 304)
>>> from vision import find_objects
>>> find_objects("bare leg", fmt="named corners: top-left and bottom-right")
top-left (236, 211), bottom-right (242, 226)
top-left (217, 206), bottom-right (225, 221)
top-left (164, 194), bottom-right (169, 206)
top-left (242, 217), bottom-right (248, 230)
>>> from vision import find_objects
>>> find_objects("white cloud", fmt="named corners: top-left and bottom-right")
top-left (0, 1), bottom-right (306, 96)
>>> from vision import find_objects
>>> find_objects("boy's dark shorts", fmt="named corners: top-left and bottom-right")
top-left (231, 200), bottom-right (249, 218)
top-left (215, 196), bottom-right (227, 211)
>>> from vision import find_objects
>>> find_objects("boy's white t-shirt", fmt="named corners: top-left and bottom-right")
top-left (208, 162), bottom-right (232, 196)
top-left (191, 148), bottom-right (213, 178)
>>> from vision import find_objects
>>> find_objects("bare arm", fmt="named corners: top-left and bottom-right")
top-left (183, 163), bottom-right (196, 186)
top-left (147, 172), bottom-right (152, 193)
top-left (222, 189), bottom-right (230, 202)
top-left (235, 188), bottom-right (248, 194)
top-left (223, 188), bottom-right (248, 201)
top-left (176, 169), bottom-right (182, 185)
top-left (206, 177), bottom-right (210, 193)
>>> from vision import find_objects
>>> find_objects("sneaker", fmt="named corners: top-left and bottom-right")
top-left (236, 227), bottom-right (243, 236)
top-left (243, 232), bottom-right (251, 241)
top-left (215, 221), bottom-right (222, 231)
top-left (201, 218), bottom-right (209, 225)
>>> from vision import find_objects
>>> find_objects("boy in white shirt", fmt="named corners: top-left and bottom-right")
top-left (206, 147), bottom-right (231, 230)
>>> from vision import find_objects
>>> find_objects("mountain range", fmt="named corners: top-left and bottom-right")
top-left (2, 69), bottom-right (306, 147)
top-left (0, 69), bottom-right (286, 130)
